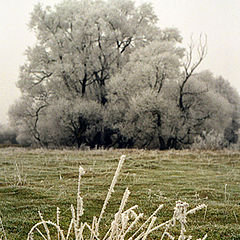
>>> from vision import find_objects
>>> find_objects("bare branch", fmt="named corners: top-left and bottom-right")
top-left (179, 34), bottom-right (208, 111)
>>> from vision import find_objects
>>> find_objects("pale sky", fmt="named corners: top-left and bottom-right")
top-left (0, 0), bottom-right (240, 124)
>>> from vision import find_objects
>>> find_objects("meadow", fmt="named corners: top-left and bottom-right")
top-left (0, 148), bottom-right (239, 239)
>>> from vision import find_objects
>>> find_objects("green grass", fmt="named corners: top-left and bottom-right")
top-left (0, 148), bottom-right (240, 239)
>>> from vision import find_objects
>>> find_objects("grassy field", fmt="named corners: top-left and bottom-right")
top-left (0, 148), bottom-right (239, 239)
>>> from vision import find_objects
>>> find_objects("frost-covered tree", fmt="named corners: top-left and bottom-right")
top-left (18, 0), bottom-right (158, 104)
top-left (106, 34), bottom-right (239, 149)
top-left (10, 0), bottom-right (240, 149)
top-left (10, 0), bottom-right (159, 147)
top-left (106, 33), bottom-right (184, 149)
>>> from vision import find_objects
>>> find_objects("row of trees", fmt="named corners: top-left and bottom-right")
top-left (9, 0), bottom-right (240, 149)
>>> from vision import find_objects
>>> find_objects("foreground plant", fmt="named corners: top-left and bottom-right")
top-left (1, 155), bottom-right (207, 240)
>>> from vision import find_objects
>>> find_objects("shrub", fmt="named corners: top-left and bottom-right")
top-left (191, 130), bottom-right (225, 150)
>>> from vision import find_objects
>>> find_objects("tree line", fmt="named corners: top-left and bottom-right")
top-left (8, 0), bottom-right (240, 149)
